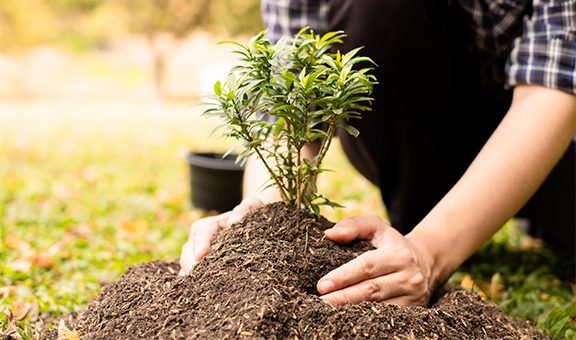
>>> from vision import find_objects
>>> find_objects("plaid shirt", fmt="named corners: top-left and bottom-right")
top-left (261, 0), bottom-right (576, 94)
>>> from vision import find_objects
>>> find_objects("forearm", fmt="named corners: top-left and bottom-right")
top-left (243, 142), bottom-right (321, 203)
top-left (243, 155), bottom-right (282, 203)
top-left (407, 85), bottom-right (576, 285)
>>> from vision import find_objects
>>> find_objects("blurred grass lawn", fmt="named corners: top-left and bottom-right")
top-left (0, 100), bottom-right (573, 338)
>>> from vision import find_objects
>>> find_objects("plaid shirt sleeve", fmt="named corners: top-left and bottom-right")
top-left (506, 0), bottom-right (576, 94)
top-left (261, 0), bottom-right (330, 43)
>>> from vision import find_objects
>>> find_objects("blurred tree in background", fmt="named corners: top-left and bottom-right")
top-left (0, 0), bottom-right (262, 52)
top-left (0, 0), bottom-right (263, 97)
top-left (114, 0), bottom-right (263, 98)
top-left (0, 0), bottom-right (59, 53)
top-left (44, 0), bottom-right (126, 52)
top-left (207, 0), bottom-right (263, 37)
top-left (117, 0), bottom-right (210, 98)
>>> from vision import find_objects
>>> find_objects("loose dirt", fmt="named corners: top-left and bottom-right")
top-left (47, 203), bottom-right (546, 339)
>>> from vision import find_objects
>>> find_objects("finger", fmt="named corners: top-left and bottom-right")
top-left (227, 197), bottom-right (263, 226)
top-left (192, 213), bottom-right (231, 260)
top-left (320, 272), bottom-right (407, 305)
top-left (324, 215), bottom-right (386, 245)
top-left (179, 240), bottom-right (196, 275)
top-left (383, 293), bottom-right (429, 307)
top-left (179, 212), bottom-right (232, 275)
top-left (321, 270), bottom-right (429, 306)
top-left (317, 247), bottom-right (414, 295)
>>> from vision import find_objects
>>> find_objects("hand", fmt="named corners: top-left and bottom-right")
top-left (316, 215), bottom-right (434, 306)
top-left (179, 197), bottom-right (263, 276)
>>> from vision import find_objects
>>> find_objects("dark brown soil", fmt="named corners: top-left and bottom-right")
top-left (46, 203), bottom-right (546, 339)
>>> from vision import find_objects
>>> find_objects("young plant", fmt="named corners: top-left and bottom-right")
top-left (205, 28), bottom-right (377, 214)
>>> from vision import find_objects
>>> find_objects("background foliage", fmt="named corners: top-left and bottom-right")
top-left (0, 0), bottom-right (262, 53)
top-left (0, 103), bottom-right (574, 339)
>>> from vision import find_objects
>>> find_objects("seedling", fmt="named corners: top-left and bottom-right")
top-left (205, 28), bottom-right (377, 214)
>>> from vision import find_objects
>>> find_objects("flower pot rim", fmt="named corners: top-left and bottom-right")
top-left (186, 151), bottom-right (244, 171)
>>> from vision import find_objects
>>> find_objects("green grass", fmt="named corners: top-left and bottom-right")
top-left (0, 100), bottom-right (574, 339)
top-left (452, 223), bottom-right (575, 339)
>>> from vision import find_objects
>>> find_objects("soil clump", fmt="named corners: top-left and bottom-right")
top-left (47, 203), bottom-right (546, 339)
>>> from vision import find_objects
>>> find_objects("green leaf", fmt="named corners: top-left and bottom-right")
top-left (213, 80), bottom-right (222, 97)
top-left (226, 73), bottom-right (237, 91)
top-left (305, 69), bottom-right (326, 88)
top-left (548, 317), bottom-right (570, 337)
top-left (298, 67), bottom-right (307, 84)
top-left (320, 30), bottom-right (346, 44)
top-left (311, 204), bottom-right (320, 216)
top-left (342, 124), bottom-right (360, 137)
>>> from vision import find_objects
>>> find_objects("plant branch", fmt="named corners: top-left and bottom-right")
top-left (205, 28), bottom-right (376, 214)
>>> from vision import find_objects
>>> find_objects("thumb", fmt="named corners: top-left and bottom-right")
top-left (179, 212), bottom-right (230, 276)
top-left (324, 215), bottom-right (385, 244)
top-left (179, 240), bottom-right (197, 276)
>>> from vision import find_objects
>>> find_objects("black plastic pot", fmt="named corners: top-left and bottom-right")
top-left (186, 152), bottom-right (244, 213)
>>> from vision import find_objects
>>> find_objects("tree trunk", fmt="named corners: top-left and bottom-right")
top-left (149, 32), bottom-right (176, 100)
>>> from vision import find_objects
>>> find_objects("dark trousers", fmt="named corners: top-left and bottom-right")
top-left (329, 0), bottom-right (575, 256)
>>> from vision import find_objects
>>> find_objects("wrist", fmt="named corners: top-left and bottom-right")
top-left (244, 192), bottom-right (280, 205)
top-left (406, 223), bottom-right (458, 293)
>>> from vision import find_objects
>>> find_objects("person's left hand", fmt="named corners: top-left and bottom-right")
top-left (316, 214), bottom-right (434, 306)
top-left (179, 197), bottom-right (263, 276)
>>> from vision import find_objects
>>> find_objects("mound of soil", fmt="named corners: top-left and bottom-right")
top-left (49, 203), bottom-right (546, 339)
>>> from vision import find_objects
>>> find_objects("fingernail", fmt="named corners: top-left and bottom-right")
top-left (326, 224), bottom-right (344, 232)
top-left (178, 269), bottom-right (188, 277)
top-left (319, 295), bottom-right (333, 304)
top-left (317, 280), bottom-right (335, 293)
top-left (193, 247), bottom-right (205, 261)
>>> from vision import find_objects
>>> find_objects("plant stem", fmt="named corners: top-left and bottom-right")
top-left (236, 106), bottom-right (291, 204)
top-left (296, 146), bottom-right (302, 208)
top-left (314, 123), bottom-right (336, 170)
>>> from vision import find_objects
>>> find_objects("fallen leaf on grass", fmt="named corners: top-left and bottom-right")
top-left (1, 302), bottom-right (32, 339)
top-left (58, 320), bottom-right (80, 340)
top-left (119, 219), bottom-right (148, 233)
top-left (460, 275), bottom-right (475, 290)
top-left (11, 302), bottom-right (31, 321)
top-left (460, 275), bottom-right (487, 299)
top-left (4, 235), bottom-right (32, 252)
top-left (11, 259), bottom-right (32, 273)
top-left (139, 244), bottom-right (157, 253)
top-left (489, 273), bottom-right (504, 299)
top-left (30, 243), bottom-right (61, 269)
top-left (540, 293), bottom-right (550, 301)
top-left (52, 184), bottom-right (75, 200)
top-left (178, 210), bottom-right (203, 226)
top-left (9, 243), bottom-right (62, 272)
top-left (28, 301), bottom-right (39, 323)
top-left (118, 219), bottom-right (149, 241)
top-left (77, 166), bottom-right (98, 183)
top-left (0, 286), bottom-right (17, 298)
top-left (65, 224), bottom-right (93, 240)
top-left (519, 235), bottom-right (544, 251)
top-left (543, 278), bottom-right (561, 287)
top-left (154, 189), bottom-right (182, 205)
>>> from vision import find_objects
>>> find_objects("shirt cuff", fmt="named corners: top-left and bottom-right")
top-left (505, 0), bottom-right (576, 94)
top-left (506, 36), bottom-right (576, 94)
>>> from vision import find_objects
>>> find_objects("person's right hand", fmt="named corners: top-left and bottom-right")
top-left (178, 197), bottom-right (263, 276)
